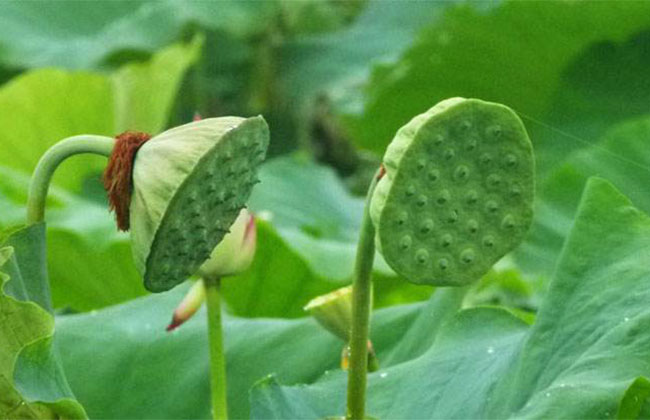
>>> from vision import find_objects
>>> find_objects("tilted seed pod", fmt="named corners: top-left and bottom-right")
top-left (304, 286), bottom-right (379, 372)
top-left (128, 116), bottom-right (268, 292)
top-left (369, 98), bottom-right (534, 286)
top-left (304, 286), bottom-right (354, 341)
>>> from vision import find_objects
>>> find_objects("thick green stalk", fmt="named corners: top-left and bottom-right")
top-left (26, 135), bottom-right (115, 225)
top-left (204, 276), bottom-right (228, 420)
top-left (346, 172), bottom-right (380, 420)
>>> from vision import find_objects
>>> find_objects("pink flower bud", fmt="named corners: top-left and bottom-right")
top-left (166, 280), bottom-right (206, 331)
top-left (197, 209), bottom-right (257, 279)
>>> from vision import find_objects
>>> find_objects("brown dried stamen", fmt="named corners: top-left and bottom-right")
top-left (377, 164), bottom-right (386, 180)
top-left (103, 131), bottom-right (152, 231)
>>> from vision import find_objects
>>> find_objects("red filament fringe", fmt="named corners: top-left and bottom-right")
top-left (103, 131), bottom-right (152, 231)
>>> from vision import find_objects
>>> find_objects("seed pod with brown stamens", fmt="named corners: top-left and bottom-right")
top-left (104, 116), bottom-right (269, 292)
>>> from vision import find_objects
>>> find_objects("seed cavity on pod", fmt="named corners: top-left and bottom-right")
top-left (399, 235), bottom-right (412, 250)
top-left (428, 168), bottom-right (440, 181)
top-left (485, 200), bottom-right (499, 214)
top-left (406, 185), bottom-right (416, 197)
top-left (487, 174), bottom-right (502, 189)
top-left (434, 134), bottom-right (444, 146)
top-left (161, 263), bottom-right (171, 275)
top-left (460, 248), bottom-right (476, 264)
top-left (416, 158), bottom-right (426, 170)
top-left (459, 120), bottom-right (472, 131)
top-left (438, 258), bottom-right (449, 271)
top-left (437, 190), bottom-right (451, 205)
top-left (177, 245), bottom-right (189, 257)
top-left (510, 184), bottom-right (522, 199)
top-left (465, 190), bottom-right (478, 205)
top-left (415, 249), bottom-right (429, 264)
top-left (501, 214), bottom-right (516, 230)
top-left (447, 209), bottom-right (459, 223)
top-left (503, 153), bottom-right (518, 168)
top-left (487, 125), bottom-right (502, 139)
top-left (419, 218), bottom-right (434, 234)
top-left (396, 210), bottom-right (409, 226)
top-left (187, 191), bottom-right (198, 203)
top-left (416, 195), bottom-right (428, 207)
top-left (466, 139), bottom-right (477, 151)
top-left (444, 148), bottom-right (455, 160)
top-left (189, 205), bottom-right (202, 218)
top-left (480, 153), bottom-right (492, 166)
top-left (467, 219), bottom-right (479, 234)
top-left (440, 233), bottom-right (453, 248)
top-left (454, 165), bottom-right (470, 181)
top-left (483, 235), bottom-right (495, 248)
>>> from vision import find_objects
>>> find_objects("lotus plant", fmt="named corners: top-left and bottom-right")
top-left (165, 208), bottom-right (258, 419)
top-left (345, 98), bottom-right (534, 419)
top-left (25, 116), bottom-right (269, 420)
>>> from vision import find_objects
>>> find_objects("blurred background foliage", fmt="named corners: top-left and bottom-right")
top-left (2, 1), bottom-right (650, 418)
top-left (0, 0), bottom-right (649, 318)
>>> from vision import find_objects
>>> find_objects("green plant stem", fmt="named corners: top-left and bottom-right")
top-left (26, 135), bottom-right (115, 225)
top-left (346, 171), bottom-right (380, 420)
top-left (204, 276), bottom-right (228, 420)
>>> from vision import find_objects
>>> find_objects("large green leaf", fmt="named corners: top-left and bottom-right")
top-left (516, 115), bottom-right (650, 279)
top-left (0, 166), bottom-right (147, 312)
top-left (248, 155), bottom-right (392, 280)
top-left (279, 0), bottom-right (367, 35)
top-left (509, 33), bottom-right (650, 281)
top-left (341, 1), bottom-right (650, 164)
top-left (540, 30), bottom-right (650, 168)
top-left (618, 377), bottom-right (650, 418)
top-left (252, 307), bottom-right (527, 419)
top-left (279, 0), bottom-right (459, 106)
top-left (0, 37), bottom-right (200, 193)
top-left (0, 1), bottom-right (275, 70)
top-left (0, 39), bottom-right (201, 310)
top-left (0, 225), bottom-right (86, 419)
top-left (54, 281), bottom-right (443, 419)
top-left (250, 178), bottom-right (650, 418)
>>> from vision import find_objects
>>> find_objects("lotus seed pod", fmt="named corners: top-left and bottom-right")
top-left (129, 116), bottom-right (269, 292)
top-left (304, 286), bottom-right (354, 341)
top-left (197, 209), bottom-right (257, 279)
top-left (369, 98), bottom-right (534, 286)
top-left (305, 286), bottom-right (379, 372)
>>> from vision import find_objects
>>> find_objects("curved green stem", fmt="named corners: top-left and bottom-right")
top-left (204, 276), bottom-right (228, 420)
top-left (26, 135), bottom-right (115, 225)
top-left (346, 171), bottom-right (380, 420)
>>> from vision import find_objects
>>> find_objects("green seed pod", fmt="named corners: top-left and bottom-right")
top-left (369, 98), bottom-right (534, 286)
top-left (304, 286), bottom-right (354, 341)
top-left (130, 116), bottom-right (269, 292)
top-left (305, 286), bottom-right (379, 372)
